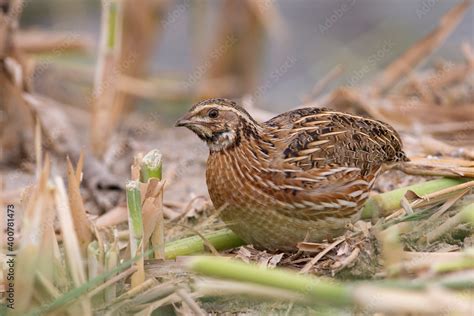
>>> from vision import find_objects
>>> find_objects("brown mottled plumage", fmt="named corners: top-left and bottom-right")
top-left (176, 98), bottom-right (408, 251)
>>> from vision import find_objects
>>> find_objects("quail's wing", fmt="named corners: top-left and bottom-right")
top-left (259, 107), bottom-right (407, 220)
top-left (264, 107), bottom-right (407, 175)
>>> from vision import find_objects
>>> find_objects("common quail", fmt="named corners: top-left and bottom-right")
top-left (176, 98), bottom-right (408, 251)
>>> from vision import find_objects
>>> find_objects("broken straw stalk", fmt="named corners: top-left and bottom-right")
top-left (139, 149), bottom-right (165, 259)
top-left (125, 149), bottom-right (165, 289)
top-left (126, 180), bottom-right (143, 258)
top-left (186, 255), bottom-right (473, 314)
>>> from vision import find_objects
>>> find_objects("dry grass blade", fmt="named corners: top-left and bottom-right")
top-left (425, 202), bottom-right (474, 243)
top-left (374, 0), bottom-right (471, 94)
top-left (88, 266), bottom-right (137, 299)
top-left (141, 196), bottom-right (159, 250)
top-left (66, 156), bottom-right (93, 254)
top-left (36, 161), bottom-right (66, 291)
top-left (13, 159), bottom-right (50, 312)
top-left (53, 177), bottom-right (88, 287)
top-left (132, 293), bottom-right (180, 316)
top-left (126, 280), bottom-right (178, 308)
top-left (419, 135), bottom-right (474, 160)
top-left (175, 288), bottom-right (206, 316)
top-left (108, 277), bottom-right (159, 308)
top-left (300, 238), bottom-right (345, 274)
top-left (303, 64), bottom-right (344, 102)
top-left (428, 188), bottom-right (469, 220)
top-left (392, 180), bottom-right (474, 215)
top-left (396, 161), bottom-right (474, 178)
top-left (295, 241), bottom-right (329, 253)
top-left (324, 87), bottom-right (396, 126)
top-left (95, 206), bottom-right (128, 228)
top-left (142, 184), bottom-right (165, 258)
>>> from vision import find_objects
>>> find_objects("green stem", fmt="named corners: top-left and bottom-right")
top-left (126, 180), bottom-right (143, 256)
top-left (105, 240), bottom-right (119, 301)
top-left (433, 249), bottom-right (474, 273)
top-left (140, 149), bottom-right (163, 182)
top-left (461, 203), bottom-right (474, 225)
top-left (361, 178), bottom-right (467, 219)
top-left (106, 1), bottom-right (118, 50)
top-left (165, 228), bottom-right (244, 259)
top-left (187, 256), bottom-right (353, 307)
top-left (434, 258), bottom-right (474, 273)
top-left (87, 241), bottom-right (102, 281)
top-left (357, 276), bottom-right (474, 291)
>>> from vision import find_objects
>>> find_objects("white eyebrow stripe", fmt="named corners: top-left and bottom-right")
top-left (193, 104), bottom-right (257, 125)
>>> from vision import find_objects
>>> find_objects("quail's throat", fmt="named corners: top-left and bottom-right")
top-left (208, 129), bottom-right (238, 152)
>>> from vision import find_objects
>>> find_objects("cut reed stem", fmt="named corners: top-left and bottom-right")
top-left (164, 228), bottom-right (244, 259)
top-left (140, 149), bottom-right (163, 183)
top-left (126, 180), bottom-right (146, 287)
top-left (126, 180), bottom-right (143, 257)
top-left (361, 178), bottom-right (467, 219)
top-left (140, 149), bottom-right (165, 259)
top-left (187, 256), bottom-right (352, 306)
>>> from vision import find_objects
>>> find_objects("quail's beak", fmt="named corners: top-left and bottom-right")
top-left (175, 114), bottom-right (194, 127)
top-left (175, 113), bottom-right (213, 138)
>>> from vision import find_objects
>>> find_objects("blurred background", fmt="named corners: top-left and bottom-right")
top-left (2, 0), bottom-right (473, 211)
top-left (1, 1), bottom-right (474, 314)
top-left (21, 0), bottom-right (474, 117)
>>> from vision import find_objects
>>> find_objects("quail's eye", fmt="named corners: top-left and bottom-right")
top-left (208, 109), bottom-right (219, 118)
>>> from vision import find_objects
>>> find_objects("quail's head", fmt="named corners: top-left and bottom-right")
top-left (176, 98), bottom-right (257, 152)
